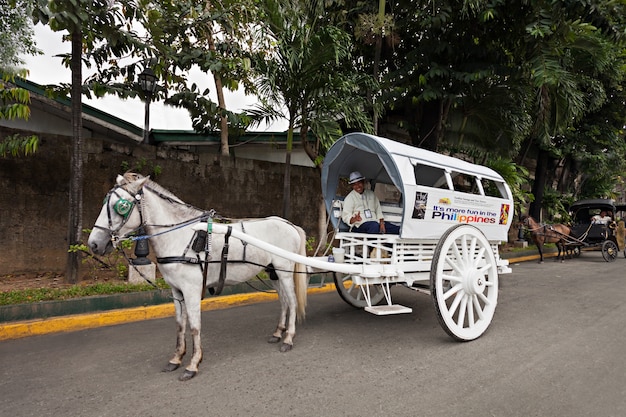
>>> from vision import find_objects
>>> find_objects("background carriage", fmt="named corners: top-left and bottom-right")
top-left (566, 199), bottom-right (626, 262)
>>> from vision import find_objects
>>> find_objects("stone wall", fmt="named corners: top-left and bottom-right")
top-left (0, 129), bottom-right (322, 275)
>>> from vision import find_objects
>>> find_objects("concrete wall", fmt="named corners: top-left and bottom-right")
top-left (0, 128), bottom-right (322, 275)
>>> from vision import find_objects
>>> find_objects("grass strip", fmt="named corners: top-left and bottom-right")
top-left (0, 279), bottom-right (170, 306)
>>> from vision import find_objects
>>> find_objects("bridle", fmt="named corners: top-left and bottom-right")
top-left (94, 183), bottom-right (216, 245)
top-left (92, 185), bottom-right (144, 241)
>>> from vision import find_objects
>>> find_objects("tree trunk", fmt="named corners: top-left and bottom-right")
top-left (414, 100), bottom-right (440, 151)
top-left (203, 19), bottom-right (229, 156)
top-left (371, 0), bottom-right (385, 135)
top-left (529, 148), bottom-right (549, 221)
top-left (317, 195), bottom-right (328, 255)
top-left (282, 127), bottom-right (294, 219)
top-left (66, 30), bottom-right (84, 284)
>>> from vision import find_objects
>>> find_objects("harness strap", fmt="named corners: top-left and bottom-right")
top-left (201, 219), bottom-right (212, 300)
top-left (157, 256), bottom-right (201, 264)
top-left (209, 225), bottom-right (232, 296)
top-left (240, 221), bottom-right (248, 259)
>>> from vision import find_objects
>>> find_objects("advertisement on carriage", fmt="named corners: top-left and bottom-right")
top-left (403, 186), bottom-right (512, 241)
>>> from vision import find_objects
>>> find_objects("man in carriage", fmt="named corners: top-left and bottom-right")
top-left (341, 171), bottom-right (400, 234)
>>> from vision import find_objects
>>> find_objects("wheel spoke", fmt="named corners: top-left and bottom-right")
top-left (445, 252), bottom-right (465, 275)
top-left (460, 237), bottom-right (469, 262)
top-left (456, 295), bottom-right (468, 327)
top-left (467, 236), bottom-right (477, 263)
top-left (441, 272), bottom-right (463, 283)
top-left (472, 246), bottom-right (487, 267)
top-left (451, 240), bottom-right (463, 263)
top-left (353, 289), bottom-right (363, 300)
top-left (472, 294), bottom-right (485, 320)
top-left (477, 291), bottom-right (491, 306)
top-left (477, 263), bottom-right (494, 275)
top-left (443, 283), bottom-right (463, 301)
top-left (448, 290), bottom-right (464, 316)
top-left (467, 294), bottom-right (475, 327)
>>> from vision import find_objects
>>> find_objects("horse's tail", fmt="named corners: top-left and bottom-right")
top-left (293, 224), bottom-right (308, 322)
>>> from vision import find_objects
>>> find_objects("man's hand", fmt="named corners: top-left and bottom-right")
top-left (350, 211), bottom-right (362, 224)
top-left (379, 219), bottom-right (386, 234)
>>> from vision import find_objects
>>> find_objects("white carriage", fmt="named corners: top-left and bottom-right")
top-left (319, 132), bottom-right (514, 340)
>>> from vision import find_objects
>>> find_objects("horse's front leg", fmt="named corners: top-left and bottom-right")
top-left (179, 291), bottom-right (203, 381)
top-left (557, 243), bottom-right (565, 262)
top-left (163, 290), bottom-right (187, 373)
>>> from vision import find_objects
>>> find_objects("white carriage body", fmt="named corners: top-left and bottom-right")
top-left (322, 132), bottom-right (514, 241)
top-left (319, 133), bottom-right (513, 330)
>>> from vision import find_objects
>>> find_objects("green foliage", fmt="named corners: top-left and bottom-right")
top-left (0, 279), bottom-right (170, 306)
top-left (0, 70), bottom-right (40, 157)
top-left (0, 0), bottom-right (41, 68)
top-left (251, 0), bottom-right (374, 156)
top-left (305, 236), bottom-right (316, 254)
top-left (0, 134), bottom-right (39, 157)
top-left (541, 188), bottom-right (572, 223)
top-left (121, 159), bottom-right (162, 178)
top-left (485, 156), bottom-right (534, 217)
top-left (69, 229), bottom-right (134, 280)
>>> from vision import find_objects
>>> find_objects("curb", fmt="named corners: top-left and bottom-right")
top-left (0, 250), bottom-right (547, 341)
top-left (0, 284), bottom-right (335, 341)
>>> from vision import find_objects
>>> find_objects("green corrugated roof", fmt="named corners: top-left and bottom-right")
top-left (10, 76), bottom-right (143, 137)
top-left (151, 130), bottom-right (297, 143)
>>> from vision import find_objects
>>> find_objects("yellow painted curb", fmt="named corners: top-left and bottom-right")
top-left (0, 284), bottom-right (336, 341)
top-left (507, 252), bottom-right (555, 263)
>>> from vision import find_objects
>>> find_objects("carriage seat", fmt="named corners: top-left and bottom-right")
top-left (332, 197), bottom-right (402, 232)
top-left (570, 223), bottom-right (608, 242)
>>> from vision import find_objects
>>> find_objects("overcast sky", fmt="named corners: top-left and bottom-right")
top-left (22, 24), bottom-right (287, 132)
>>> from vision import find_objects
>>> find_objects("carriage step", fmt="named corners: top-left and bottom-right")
top-left (365, 304), bottom-right (413, 315)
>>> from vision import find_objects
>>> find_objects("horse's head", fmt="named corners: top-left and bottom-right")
top-left (87, 173), bottom-right (149, 255)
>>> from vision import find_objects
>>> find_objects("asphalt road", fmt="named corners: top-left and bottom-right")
top-left (1, 251), bottom-right (625, 417)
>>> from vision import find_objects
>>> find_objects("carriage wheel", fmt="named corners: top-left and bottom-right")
top-left (570, 246), bottom-right (581, 258)
top-left (333, 272), bottom-right (385, 308)
top-left (601, 240), bottom-right (618, 262)
top-left (430, 224), bottom-right (499, 341)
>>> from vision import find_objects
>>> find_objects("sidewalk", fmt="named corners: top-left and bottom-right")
top-left (0, 248), bottom-right (549, 341)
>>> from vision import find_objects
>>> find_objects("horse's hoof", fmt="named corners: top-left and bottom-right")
top-left (162, 362), bottom-right (180, 372)
top-left (280, 343), bottom-right (293, 353)
top-left (179, 370), bottom-right (197, 381)
top-left (268, 335), bottom-right (281, 344)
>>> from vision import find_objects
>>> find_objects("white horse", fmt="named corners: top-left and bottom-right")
top-left (87, 173), bottom-right (308, 381)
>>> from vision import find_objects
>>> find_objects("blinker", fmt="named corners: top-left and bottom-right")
top-left (114, 198), bottom-right (134, 217)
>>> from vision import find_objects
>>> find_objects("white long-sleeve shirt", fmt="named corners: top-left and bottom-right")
top-left (341, 189), bottom-right (384, 228)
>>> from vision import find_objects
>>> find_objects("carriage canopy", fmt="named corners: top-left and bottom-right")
top-left (569, 199), bottom-right (626, 224)
top-left (321, 133), bottom-right (514, 241)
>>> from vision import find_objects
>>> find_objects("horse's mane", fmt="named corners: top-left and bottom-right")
top-left (123, 172), bottom-right (203, 219)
